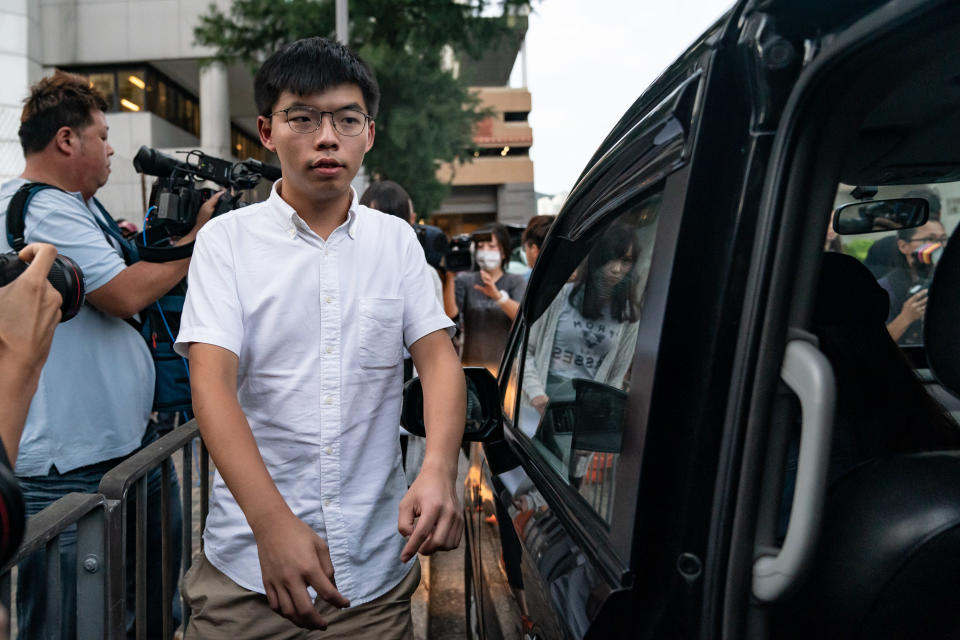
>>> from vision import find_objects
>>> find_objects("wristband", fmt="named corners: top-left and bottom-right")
top-left (498, 290), bottom-right (510, 303)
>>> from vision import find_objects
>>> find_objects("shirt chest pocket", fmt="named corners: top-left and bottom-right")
top-left (358, 297), bottom-right (404, 369)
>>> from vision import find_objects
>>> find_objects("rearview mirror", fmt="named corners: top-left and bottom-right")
top-left (832, 198), bottom-right (929, 235)
top-left (401, 367), bottom-right (502, 442)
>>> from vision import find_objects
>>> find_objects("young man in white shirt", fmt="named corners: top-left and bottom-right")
top-left (175, 37), bottom-right (466, 638)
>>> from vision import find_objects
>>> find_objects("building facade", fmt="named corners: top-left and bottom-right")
top-left (0, 0), bottom-right (267, 226)
top-left (433, 18), bottom-right (536, 235)
top-left (1, 1), bottom-right (533, 230)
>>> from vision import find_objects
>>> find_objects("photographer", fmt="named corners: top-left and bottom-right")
top-left (0, 71), bottom-right (218, 638)
top-left (878, 219), bottom-right (948, 345)
top-left (446, 223), bottom-right (526, 373)
top-left (0, 243), bottom-right (62, 640)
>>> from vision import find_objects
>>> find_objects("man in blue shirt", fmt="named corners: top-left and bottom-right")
top-left (0, 71), bottom-right (219, 638)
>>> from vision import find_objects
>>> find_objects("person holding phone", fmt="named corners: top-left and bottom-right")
top-left (446, 224), bottom-right (526, 373)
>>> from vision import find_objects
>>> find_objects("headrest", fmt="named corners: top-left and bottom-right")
top-left (925, 223), bottom-right (960, 397)
top-left (813, 252), bottom-right (889, 329)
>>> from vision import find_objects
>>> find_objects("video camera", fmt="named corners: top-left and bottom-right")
top-left (411, 226), bottom-right (474, 272)
top-left (134, 145), bottom-right (281, 237)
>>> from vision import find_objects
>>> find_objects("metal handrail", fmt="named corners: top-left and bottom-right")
top-left (1, 493), bottom-right (108, 573)
top-left (0, 492), bottom-right (113, 639)
top-left (0, 421), bottom-right (211, 640)
top-left (98, 419), bottom-right (210, 640)
top-left (99, 421), bottom-right (201, 499)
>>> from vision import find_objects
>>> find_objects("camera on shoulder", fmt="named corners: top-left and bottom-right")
top-left (134, 146), bottom-right (281, 240)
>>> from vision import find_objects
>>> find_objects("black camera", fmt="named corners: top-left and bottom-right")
top-left (446, 234), bottom-right (474, 272)
top-left (134, 146), bottom-right (281, 237)
top-left (0, 251), bottom-right (85, 321)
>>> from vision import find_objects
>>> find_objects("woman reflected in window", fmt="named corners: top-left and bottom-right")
top-left (521, 223), bottom-right (644, 431)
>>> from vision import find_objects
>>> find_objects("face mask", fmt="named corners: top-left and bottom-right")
top-left (475, 250), bottom-right (501, 271)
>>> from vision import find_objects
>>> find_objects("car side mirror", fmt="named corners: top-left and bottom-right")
top-left (832, 197), bottom-right (929, 234)
top-left (401, 367), bottom-right (502, 442)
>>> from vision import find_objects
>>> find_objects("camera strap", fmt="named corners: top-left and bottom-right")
top-left (135, 234), bottom-right (194, 262)
top-left (5, 181), bottom-right (58, 251)
top-left (5, 182), bottom-right (141, 266)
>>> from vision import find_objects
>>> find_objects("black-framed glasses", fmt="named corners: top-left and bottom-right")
top-left (270, 106), bottom-right (371, 137)
top-left (911, 235), bottom-right (948, 244)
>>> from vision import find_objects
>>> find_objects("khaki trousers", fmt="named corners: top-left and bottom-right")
top-left (182, 551), bottom-right (420, 639)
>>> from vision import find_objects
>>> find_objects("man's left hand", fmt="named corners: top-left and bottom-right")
top-left (473, 270), bottom-right (500, 300)
top-left (398, 462), bottom-right (463, 562)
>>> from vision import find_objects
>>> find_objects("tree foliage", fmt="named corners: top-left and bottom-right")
top-left (195, 0), bottom-right (532, 214)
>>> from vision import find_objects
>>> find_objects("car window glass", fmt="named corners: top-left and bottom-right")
top-left (516, 189), bottom-right (662, 524)
top-left (830, 180), bottom-right (960, 348)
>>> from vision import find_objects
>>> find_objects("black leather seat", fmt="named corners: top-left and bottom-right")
top-left (773, 245), bottom-right (960, 639)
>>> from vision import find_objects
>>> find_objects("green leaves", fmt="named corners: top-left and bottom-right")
top-left (195, 0), bottom-right (531, 215)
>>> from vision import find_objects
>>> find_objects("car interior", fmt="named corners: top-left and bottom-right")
top-left (735, 4), bottom-right (960, 638)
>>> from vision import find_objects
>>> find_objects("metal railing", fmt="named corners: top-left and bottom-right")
top-left (1, 493), bottom-right (113, 639)
top-left (0, 420), bottom-right (210, 640)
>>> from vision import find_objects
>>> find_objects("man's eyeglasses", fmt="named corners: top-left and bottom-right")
top-left (911, 235), bottom-right (949, 244)
top-left (270, 106), bottom-right (371, 137)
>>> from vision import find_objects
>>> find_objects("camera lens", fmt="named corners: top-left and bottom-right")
top-left (0, 251), bottom-right (86, 322)
top-left (48, 255), bottom-right (85, 321)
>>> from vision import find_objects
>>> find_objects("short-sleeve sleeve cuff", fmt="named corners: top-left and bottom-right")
top-left (174, 328), bottom-right (242, 358)
top-left (404, 315), bottom-right (455, 349)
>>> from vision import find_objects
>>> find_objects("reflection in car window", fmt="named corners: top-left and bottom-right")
top-left (832, 181), bottom-right (960, 347)
top-left (517, 191), bottom-right (662, 524)
top-left (502, 335), bottom-right (522, 425)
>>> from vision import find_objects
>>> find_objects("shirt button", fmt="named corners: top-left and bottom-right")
top-left (326, 345), bottom-right (333, 354)
top-left (324, 446), bottom-right (333, 455)
top-left (325, 397), bottom-right (333, 405)
top-left (324, 499), bottom-right (332, 507)
top-left (325, 296), bottom-right (332, 304)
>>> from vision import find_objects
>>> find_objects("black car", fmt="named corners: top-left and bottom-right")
top-left (405, 0), bottom-right (960, 637)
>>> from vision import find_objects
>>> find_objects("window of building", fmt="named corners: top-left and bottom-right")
top-left (65, 65), bottom-right (201, 138)
top-left (117, 70), bottom-right (146, 112)
top-left (504, 111), bottom-right (529, 122)
top-left (86, 73), bottom-right (116, 112)
top-left (471, 146), bottom-right (530, 158)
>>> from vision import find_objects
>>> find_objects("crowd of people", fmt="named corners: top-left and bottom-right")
top-left (0, 35), bottom-right (561, 639)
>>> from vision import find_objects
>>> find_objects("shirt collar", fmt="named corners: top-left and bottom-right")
top-left (267, 179), bottom-right (360, 240)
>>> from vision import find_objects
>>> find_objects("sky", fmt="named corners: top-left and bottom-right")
top-left (508, 0), bottom-right (734, 196)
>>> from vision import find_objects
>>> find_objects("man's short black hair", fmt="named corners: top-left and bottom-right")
top-left (521, 215), bottom-right (554, 249)
top-left (360, 180), bottom-right (412, 222)
top-left (254, 37), bottom-right (380, 118)
top-left (18, 71), bottom-right (109, 155)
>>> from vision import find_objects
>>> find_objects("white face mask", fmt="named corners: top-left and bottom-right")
top-left (475, 249), bottom-right (502, 272)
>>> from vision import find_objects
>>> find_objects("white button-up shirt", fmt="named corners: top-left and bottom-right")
top-left (175, 182), bottom-right (453, 604)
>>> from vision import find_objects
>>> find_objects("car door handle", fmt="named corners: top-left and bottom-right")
top-left (752, 338), bottom-right (836, 602)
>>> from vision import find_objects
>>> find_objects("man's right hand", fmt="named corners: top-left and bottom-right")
top-left (176, 189), bottom-right (225, 245)
top-left (252, 510), bottom-right (350, 630)
top-left (900, 287), bottom-right (928, 324)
